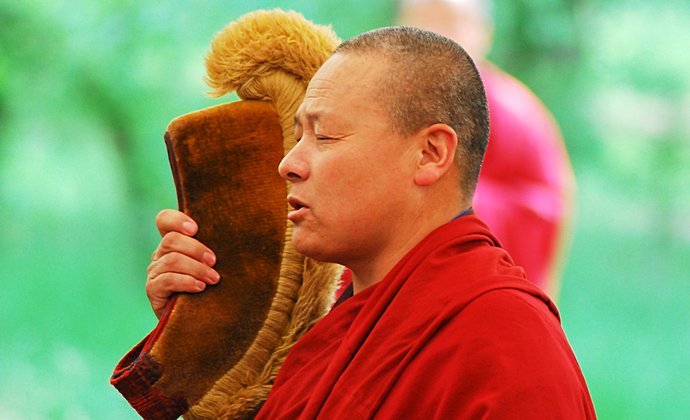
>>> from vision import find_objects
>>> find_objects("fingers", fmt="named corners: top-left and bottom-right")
top-left (146, 272), bottom-right (205, 319)
top-left (151, 230), bottom-right (216, 264)
top-left (148, 209), bottom-right (219, 319)
top-left (147, 251), bottom-right (220, 286)
top-left (146, 251), bottom-right (221, 319)
top-left (155, 209), bottom-right (198, 237)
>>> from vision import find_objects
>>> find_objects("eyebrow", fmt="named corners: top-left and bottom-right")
top-left (294, 111), bottom-right (320, 128)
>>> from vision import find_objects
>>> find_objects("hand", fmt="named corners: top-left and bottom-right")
top-left (146, 209), bottom-right (220, 319)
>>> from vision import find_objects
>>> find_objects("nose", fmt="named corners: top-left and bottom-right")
top-left (278, 142), bottom-right (309, 183)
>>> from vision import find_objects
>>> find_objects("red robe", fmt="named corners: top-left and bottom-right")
top-left (257, 215), bottom-right (595, 419)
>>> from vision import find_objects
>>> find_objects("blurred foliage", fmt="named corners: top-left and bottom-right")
top-left (0, 0), bottom-right (688, 418)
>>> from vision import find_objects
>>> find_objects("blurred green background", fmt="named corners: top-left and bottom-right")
top-left (1, 0), bottom-right (688, 418)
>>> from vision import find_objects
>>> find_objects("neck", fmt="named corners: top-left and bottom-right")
top-left (347, 197), bottom-right (471, 294)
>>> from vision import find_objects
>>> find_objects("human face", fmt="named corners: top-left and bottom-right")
top-left (278, 53), bottom-right (419, 267)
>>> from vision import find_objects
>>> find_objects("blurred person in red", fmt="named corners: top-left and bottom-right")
top-left (399, 0), bottom-right (576, 297)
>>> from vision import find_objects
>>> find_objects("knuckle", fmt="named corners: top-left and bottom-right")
top-left (155, 209), bottom-right (170, 226)
top-left (158, 253), bottom-right (180, 270)
top-left (148, 272), bottom-right (173, 294)
top-left (146, 261), bottom-right (156, 276)
top-left (145, 275), bottom-right (158, 296)
top-left (159, 233), bottom-right (180, 253)
top-left (150, 272), bottom-right (196, 295)
top-left (156, 273), bottom-right (173, 289)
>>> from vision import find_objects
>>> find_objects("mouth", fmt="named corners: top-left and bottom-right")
top-left (287, 196), bottom-right (308, 210)
top-left (287, 196), bottom-right (309, 221)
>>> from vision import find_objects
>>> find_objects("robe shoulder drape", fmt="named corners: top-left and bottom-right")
top-left (257, 215), bottom-right (595, 419)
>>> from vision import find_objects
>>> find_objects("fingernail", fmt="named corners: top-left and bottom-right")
top-left (203, 252), bottom-right (216, 266)
top-left (195, 281), bottom-right (206, 291)
top-left (183, 221), bottom-right (197, 235)
top-left (208, 270), bottom-right (220, 283)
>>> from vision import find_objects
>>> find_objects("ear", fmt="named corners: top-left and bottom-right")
top-left (414, 123), bottom-right (458, 186)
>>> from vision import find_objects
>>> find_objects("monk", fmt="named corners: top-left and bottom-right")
top-left (146, 27), bottom-right (595, 418)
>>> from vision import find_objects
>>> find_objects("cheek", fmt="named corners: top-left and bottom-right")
top-left (314, 163), bottom-right (372, 221)
top-left (312, 145), bottom-right (408, 218)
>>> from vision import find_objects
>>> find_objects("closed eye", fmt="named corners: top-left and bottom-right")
top-left (316, 133), bottom-right (346, 142)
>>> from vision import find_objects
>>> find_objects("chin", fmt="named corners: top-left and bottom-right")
top-left (291, 234), bottom-right (319, 258)
top-left (291, 236), bottom-right (338, 263)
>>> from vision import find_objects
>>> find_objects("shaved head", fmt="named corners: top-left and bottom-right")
top-left (334, 26), bottom-right (489, 197)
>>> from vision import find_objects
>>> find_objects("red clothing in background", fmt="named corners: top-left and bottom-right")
top-left (475, 64), bottom-right (575, 293)
top-left (257, 215), bottom-right (595, 419)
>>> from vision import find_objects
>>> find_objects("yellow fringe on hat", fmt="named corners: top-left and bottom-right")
top-left (185, 9), bottom-right (342, 419)
top-left (206, 8), bottom-right (339, 156)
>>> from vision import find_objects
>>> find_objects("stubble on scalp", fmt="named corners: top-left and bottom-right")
top-left (334, 26), bottom-right (489, 197)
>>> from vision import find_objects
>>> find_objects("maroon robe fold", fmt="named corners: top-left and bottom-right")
top-left (257, 215), bottom-right (596, 419)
